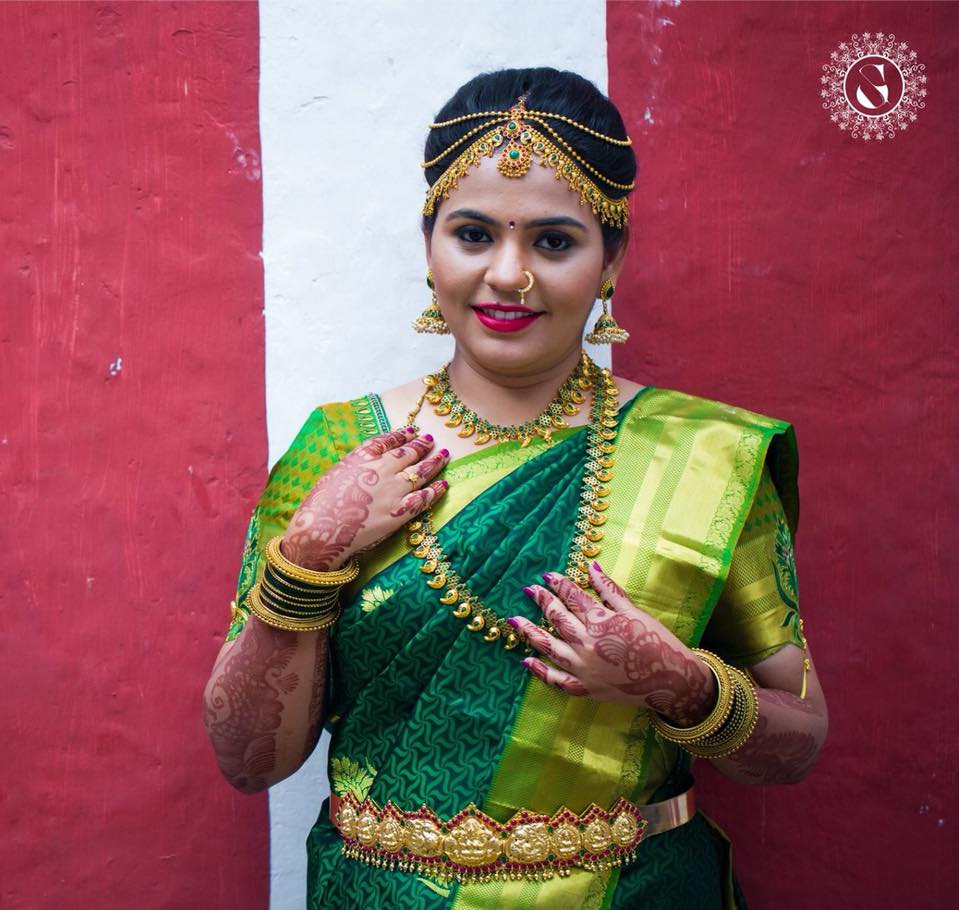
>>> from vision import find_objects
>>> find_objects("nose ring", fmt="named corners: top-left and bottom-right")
top-left (517, 270), bottom-right (535, 306)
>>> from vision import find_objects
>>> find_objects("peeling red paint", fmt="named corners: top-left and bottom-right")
top-left (0, 3), bottom-right (267, 908)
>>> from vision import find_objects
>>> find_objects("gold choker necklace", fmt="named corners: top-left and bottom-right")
top-left (405, 353), bottom-right (621, 651)
top-left (418, 357), bottom-right (590, 448)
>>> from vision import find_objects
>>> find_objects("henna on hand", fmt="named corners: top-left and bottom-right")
top-left (513, 564), bottom-right (715, 723)
top-left (522, 656), bottom-right (590, 696)
top-left (405, 449), bottom-right (450, 483)
top-left (388, 434), bottom-right (435, 461)
top-left (283, 463), bottom-right (379, 570)
top-left (282, 429), bottom-right (448, 571)
top-left (524, 584), bottom-right (584, 645)
top-left (389, 479), bottom-right (449, 518)
top-left (203, 618), bottom-right (300, 793)
top-left (357, 427), bottom-right (418, 459)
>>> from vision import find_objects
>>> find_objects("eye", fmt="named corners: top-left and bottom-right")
top-left (456, 226), bottom-right (491, 244)
top-left (535, 232), bottom-right (574, 252)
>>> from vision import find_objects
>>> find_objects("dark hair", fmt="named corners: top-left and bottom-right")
top-left (422, 67), bottom-right (637, 256)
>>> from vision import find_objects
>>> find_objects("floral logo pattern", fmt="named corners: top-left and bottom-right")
top-left (821, 32), bottom-right (926, 140)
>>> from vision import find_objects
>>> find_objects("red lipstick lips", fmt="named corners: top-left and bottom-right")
top-left (471, 301), bottom-right (543, 334)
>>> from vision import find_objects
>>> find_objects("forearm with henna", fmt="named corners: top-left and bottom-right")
top-left (202, 617), bottom-right (327, 793)
top-left (282, 464), bottom-right (378, 571)
top-left (710, 685), bottom-right (827, 785)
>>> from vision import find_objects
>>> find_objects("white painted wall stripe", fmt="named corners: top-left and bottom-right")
top-left (259, 2), bottom-right (608, 905)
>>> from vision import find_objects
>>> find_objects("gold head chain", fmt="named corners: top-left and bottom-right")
top-left (422, 96), bottom-right (634, 227)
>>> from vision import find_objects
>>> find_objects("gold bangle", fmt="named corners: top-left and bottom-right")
top-left (682, 667), bottom-right (760, 759)
top-left (247, 584), bottom-right (341, 632)
top-left (265, 536), bottom-right (360, 586)
top-left (649, 649), bottom-right (734, 745)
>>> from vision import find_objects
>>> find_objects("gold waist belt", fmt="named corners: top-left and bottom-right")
top-left (331, 787), bottom-right (696, 883)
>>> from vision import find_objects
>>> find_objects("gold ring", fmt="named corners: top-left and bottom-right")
top-left (404, 471), bottom-right (419, 491)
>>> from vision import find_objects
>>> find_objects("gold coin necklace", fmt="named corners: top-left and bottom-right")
top-left (403, 352), bottom-right (621, 651)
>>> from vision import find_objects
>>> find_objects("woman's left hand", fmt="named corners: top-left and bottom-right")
top-left (510, 563), bottom-right (716, 726)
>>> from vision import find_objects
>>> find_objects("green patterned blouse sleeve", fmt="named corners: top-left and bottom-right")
top-left (701, 462), bottom-right (804, 666)
top-left (224, 397), bottom-right (384, 642)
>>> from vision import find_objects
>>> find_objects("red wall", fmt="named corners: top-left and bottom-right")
top-left (0, 3), bottom-right (268, 908)
top-left (609, 2), bottom-right (958, 907)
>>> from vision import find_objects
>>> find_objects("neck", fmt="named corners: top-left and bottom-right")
top-left (446, 345), bottom-right (587, 425)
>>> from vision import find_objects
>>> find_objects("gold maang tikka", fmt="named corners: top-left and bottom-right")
top-left (422, 96), bottom-right (634, 228)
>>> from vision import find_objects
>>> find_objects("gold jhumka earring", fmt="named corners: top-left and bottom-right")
top-left (412, 268), bottom-right (450, 335)
top-left (586, 278), bottom-right (629, 344)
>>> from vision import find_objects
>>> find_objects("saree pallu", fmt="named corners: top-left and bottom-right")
top-left (229, 386), bottom-right (801, 909)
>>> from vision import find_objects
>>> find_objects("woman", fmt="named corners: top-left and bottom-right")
top-left (203, 67), bottom-right (827, 909)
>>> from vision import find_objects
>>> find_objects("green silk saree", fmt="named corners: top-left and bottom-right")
top-left (228, 386), bottom-right (802, 909)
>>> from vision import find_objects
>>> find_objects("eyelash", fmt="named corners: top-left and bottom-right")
top-left (455, 226), bottom-right (574, 252)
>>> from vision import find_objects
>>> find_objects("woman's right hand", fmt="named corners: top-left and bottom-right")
top-left (280, 427), bottom-right (449, 571)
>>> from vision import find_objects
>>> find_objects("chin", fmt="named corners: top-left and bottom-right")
top-left (452, 328), bottom-right (582, 376)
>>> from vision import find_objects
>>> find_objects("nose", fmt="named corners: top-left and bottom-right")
top-left (483, 240), bottom-right (528, 299)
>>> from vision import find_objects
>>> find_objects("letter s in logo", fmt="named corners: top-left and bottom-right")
top-left (855, 62), bottom-right (889, 109)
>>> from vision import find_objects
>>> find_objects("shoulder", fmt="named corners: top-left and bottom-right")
top-left (620, 381), bottom-right (792, 433)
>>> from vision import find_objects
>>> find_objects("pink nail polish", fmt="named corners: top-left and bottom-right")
top-left (522, 586), bottom-right (535, 598)
top-left (541, 572), bottom-right (553, 585)
top-left (507, 617), bottom-right (519, 628)
top-left (423, 433), bottom-right (434, 442)
top-left (591, 561), bottom-right (603, 571)
top-left (440, 448), bottom-right (449, 457)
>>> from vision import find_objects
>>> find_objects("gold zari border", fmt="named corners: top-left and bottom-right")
top-left (333, 792), bottom-right (647, 883)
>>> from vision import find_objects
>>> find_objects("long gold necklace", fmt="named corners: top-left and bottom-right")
top-left (404, 353), bottom-right (621, 651)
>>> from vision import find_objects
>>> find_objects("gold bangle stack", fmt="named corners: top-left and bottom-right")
top-left (246, 535), bottom-right (360, 633)
top-left (650, 649), bottom-right (759, 758)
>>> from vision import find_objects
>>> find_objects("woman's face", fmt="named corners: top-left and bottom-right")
top-left (425, 155), bottom-right (628, 379)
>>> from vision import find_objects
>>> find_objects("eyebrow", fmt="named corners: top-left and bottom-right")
top-left (443, 208), bottom-right (588, 232)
